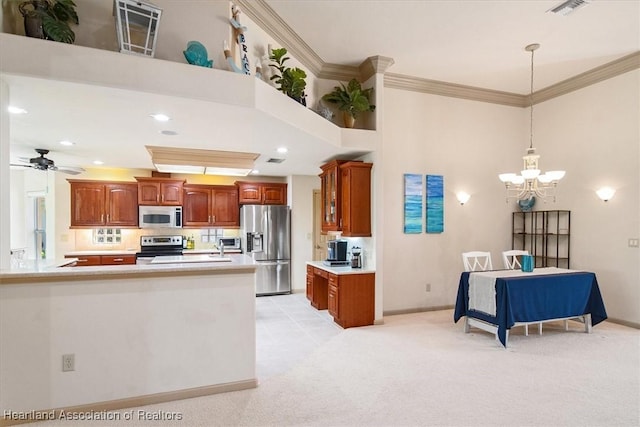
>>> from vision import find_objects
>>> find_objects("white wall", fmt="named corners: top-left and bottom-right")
top-left (532, 70), bottom-right (640, 324)
top-left (289, 174), bottom-right (319, 292)
top-left (381, 88), bottom-right (525, 313)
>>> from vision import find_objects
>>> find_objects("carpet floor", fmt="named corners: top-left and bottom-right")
top-left (31, 308), bottom-right (640, 427)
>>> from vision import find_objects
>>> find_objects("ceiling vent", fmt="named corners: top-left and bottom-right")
top-left (548, 0), bottom-right (590, 15)
top-left (267, 158), bottom-right (286, 163)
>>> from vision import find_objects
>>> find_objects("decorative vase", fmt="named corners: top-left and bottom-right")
top-left (19, 0), bottom-right (48, 39)
top-left (518, 196), bottom-right (536, 212)
top-left (343, 112), bottom-right (355, 128)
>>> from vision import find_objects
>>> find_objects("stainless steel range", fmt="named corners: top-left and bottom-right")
top-left (136, 235), bottom-right (184, 264)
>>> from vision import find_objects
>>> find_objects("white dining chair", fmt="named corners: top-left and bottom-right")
top-left (501, 249), bottom-right (542, 336)
top-left (502, 249), bottom-right (529, 270)
top-left (461, 251), bottom-right (493, 272)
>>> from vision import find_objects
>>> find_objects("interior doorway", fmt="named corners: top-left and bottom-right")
top-left (312, 190), bottom-right (328, 261)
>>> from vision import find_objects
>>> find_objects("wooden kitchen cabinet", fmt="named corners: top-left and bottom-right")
top-left (319, 160), bottom-right (372, 236)
top-left (306, 264), bottom-right (375, 328)
top-left (65, 254), bottom-right (136, 266)
top-left (235, 181), bottom-right (287, 205)
top-left (68, 180), bottom-right (138, 228)
top-left (135, 177), bottom-right (184, 206)
top-left (183, 184), bottom-right (239, 227)
top-left (340, 161), bottom-right (373, 237)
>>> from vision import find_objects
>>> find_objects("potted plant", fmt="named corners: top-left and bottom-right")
top-left (322, 78), bottom-right (376, 128)
top-left (269, 47), bottom-right (307, 106)
top-left (19, 0), bottom-right (79, 44)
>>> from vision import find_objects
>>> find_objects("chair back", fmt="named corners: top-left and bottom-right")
top-left (462, 251), bottom-right (493, 272)
top-left (502, 250), bottom-right (529, 270)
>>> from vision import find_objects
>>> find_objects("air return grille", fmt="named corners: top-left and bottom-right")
top-left (548, 0), bottom-right (590, 15)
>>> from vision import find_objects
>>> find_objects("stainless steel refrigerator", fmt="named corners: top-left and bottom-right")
top-left (241, 205), bottom-right (291, 296)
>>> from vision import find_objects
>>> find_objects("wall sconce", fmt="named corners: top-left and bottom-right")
top-left (114, 0), bottom-right (163, 58)
top-left (456, 191), bottom-right (471, 205)
top-left (596, 187), bottom-right (616, 202)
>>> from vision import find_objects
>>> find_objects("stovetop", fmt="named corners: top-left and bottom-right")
top-left (137, 235), bottom-right (184, 257)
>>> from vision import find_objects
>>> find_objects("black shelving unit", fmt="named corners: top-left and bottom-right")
top-left (512, 210), bottom-right (570, 268)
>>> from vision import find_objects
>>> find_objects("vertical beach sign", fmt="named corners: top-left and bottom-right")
top-left (404, 174), bottom-right (423, 233)
top-left (426, 174), bottom-right (444, 233)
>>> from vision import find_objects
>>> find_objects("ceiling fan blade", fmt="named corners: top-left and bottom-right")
top-left (10, 163), bottom-right (34, 169)
top-left (55, 165), bottom-right (85, 175)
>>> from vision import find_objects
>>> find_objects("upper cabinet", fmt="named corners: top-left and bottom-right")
top-left (183, 184), bottom-right (239, 228)
top-left (135, 177), bottom-right (185, 206)
top-left (235, 182), bottom-right (287, 205)
top-left (319, 160), bottom-right (372, 236)
top-left (68, 180), bottom-right (138, 228)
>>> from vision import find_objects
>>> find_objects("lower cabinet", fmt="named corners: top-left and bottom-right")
top-left (306, 265), bottom-right (375, 328)
top-left (65, 254), bottom-right (136, 266)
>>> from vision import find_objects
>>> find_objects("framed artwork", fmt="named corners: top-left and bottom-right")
top-left (403, 174), bottom-right (423, 234)
top-left (426, 174), bottom-right (444, 233)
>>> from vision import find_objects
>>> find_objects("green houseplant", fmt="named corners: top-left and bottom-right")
top-left (269, 47), bottom-right (307, 106)
top-left (322, 78), bottom-right (375, 128)
top-left (19, 0), bottom-right (79, 44)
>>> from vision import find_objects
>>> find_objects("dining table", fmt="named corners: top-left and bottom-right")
top-left (454, 267), bottom-right (608, 347)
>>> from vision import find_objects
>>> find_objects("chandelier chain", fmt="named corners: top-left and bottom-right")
top-left (529, 47), bottom-right (534, 150)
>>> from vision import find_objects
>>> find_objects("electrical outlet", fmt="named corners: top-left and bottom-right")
top-left (62, 354), bottom-right (75, 372)
top-left (629, 238), bottom-right (639, 248)
top-left (425, 283), bottom-right (431, 292)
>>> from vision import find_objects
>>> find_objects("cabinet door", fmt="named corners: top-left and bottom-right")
top-left (262, 183), bottom-right (287, 205)
top-left (138, 181), bottom-right (160, 205)
top-left (160, 182), bottom-right (183, 205)
top-left (183, 186), bottom-right (212, 227)
top-left (341, 163), bottom-right (372, 237)
top-left (306, 266), bottom-right (314, 301)
top-left (70, 182), bottom-right (106, 226)
top-left (237, 182), bottom-right (262, 204)
top-left (211, 187), bottom-right (239, 226)
top-left (328, 274), bottom-right (339, 318)
top-left (105, 183), bottom-right (138, 227)
top-left (320, 164), bottom-right (341, 233)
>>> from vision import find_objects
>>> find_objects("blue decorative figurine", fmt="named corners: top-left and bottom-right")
top-left (183, 41), bottom-right (213, 68)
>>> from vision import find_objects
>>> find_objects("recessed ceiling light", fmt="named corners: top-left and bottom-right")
top-left (93, 160), bottom-right (104, 165)
top-left (160, 130), bottom-right (178, 136)
top-left (7, 106), bottom-right (27, 114)
top-left (59, 140), bottom-right (74, 146)
top-left (277, 147), bottom-right (288, 154)
top-left (150, 113), bottom-right (170, 122)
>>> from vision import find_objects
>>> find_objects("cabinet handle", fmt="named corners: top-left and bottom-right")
top-left (101, 214), bottom-right (104, 222)
top-left (340, 218), bottom-right (342, 227)
top-left (157, 195), bottom-right (160, 203)
top-left (212, 215), bottom-right (215, 223)
top-left (78, 259), bottom-right (88, 263)
top-left (113, 258), bottom-right (123, 262)
top-left (162, 194), bottom-right (164, 202)
top-left (106, 214), bottom-right (110, 223)
top-left (208, 215), bottom-right (212, 223)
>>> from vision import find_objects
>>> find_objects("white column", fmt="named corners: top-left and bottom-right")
top-left (0, 79), bottom-right (10, 269)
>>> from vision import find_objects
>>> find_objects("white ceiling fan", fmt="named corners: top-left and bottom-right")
top-left (10, 148), bottom-right (85, 175)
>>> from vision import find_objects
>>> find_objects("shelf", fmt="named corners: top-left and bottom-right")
top-left (512, 210), bottom-right (571, 269)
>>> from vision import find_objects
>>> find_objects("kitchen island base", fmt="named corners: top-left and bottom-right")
top-left (0, 257), bottom-right (257, 418)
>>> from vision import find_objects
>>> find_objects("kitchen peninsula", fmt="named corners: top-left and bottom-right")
top-left (0, 255), bottom-right (258, 418)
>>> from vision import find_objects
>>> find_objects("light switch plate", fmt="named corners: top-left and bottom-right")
top-left (628, 238), bottom-right (639, 248)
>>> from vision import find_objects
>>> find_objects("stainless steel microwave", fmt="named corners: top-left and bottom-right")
top-left (139, 206), bottom-right (182, 229)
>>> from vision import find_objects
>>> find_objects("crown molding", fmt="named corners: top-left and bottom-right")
top-left (238, 0), bottom-right (639, 107)
top-left (533, 51), bottom-right (640, 104)
top-left (384, 74), bottom-right (526, 107)
top-left (235, 0), bottom-right (324, 76)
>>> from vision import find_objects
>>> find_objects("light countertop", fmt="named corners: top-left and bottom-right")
top-left (0, 254), bottom-right (257, 283)
top-left (182, 249), bottom-right (242, 255)
top-left (307, 261), bottom-right (375, 275)
top-left (64, 250), bottom-right (138, 256)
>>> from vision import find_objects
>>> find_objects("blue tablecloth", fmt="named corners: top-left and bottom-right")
top-left (454, 270), bottom-right (608, 346)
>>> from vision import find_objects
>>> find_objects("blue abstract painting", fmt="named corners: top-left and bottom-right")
top-left (426, 174), bottom-right (444, 233)
top-left (404, 174), bottom-right (423, 234)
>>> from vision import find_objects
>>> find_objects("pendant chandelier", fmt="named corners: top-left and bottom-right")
top-left (498, 43), bottom-right (565, 202)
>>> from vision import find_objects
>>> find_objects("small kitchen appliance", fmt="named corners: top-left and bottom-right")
top-left (139, 205), bottom-right (182, 229)
top-left (325, 240), bottom-right (350, 266)
top-left (135, 235), bottom-right (184, 264)
top-left (351, 246), bottom-right (363, 268)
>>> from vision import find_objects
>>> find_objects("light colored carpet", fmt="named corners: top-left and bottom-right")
top-left (32, 309), bottom-right (640, 426)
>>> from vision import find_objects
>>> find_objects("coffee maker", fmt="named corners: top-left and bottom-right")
top-left (325, 240), bottom-right (349, 266)
top-left (351, 246), bottom-right (363, 268)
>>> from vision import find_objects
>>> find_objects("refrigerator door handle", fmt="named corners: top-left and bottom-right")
top-left (255, 260), bottom-right (289, 266)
